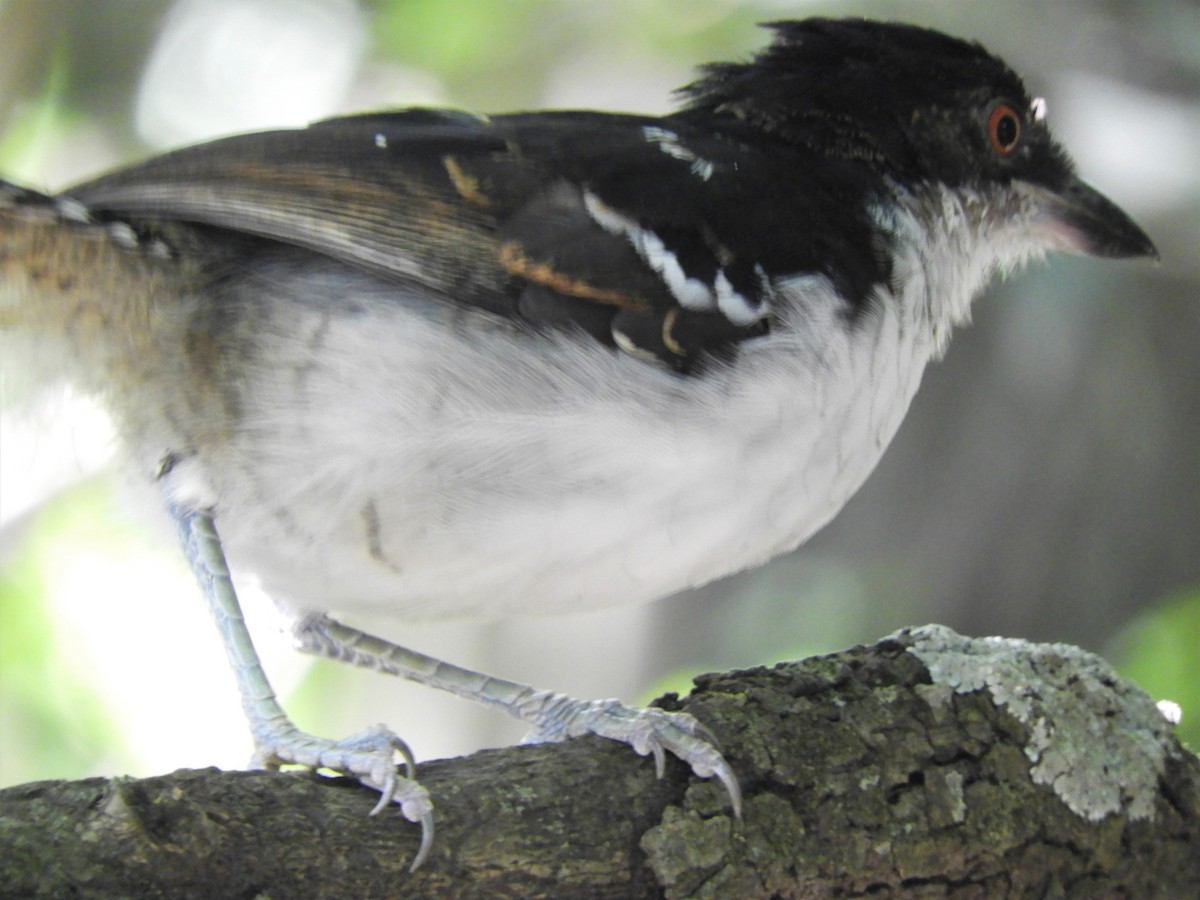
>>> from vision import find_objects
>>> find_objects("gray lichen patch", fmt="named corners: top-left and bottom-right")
top-left (898, 624), bottom-right (1173, 822)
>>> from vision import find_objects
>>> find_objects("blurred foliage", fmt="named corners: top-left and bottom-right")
top-left (0, 483), bottom-right (123, 786)
top-left (0, 43), bottom-right (71, 184)
top-left (1110, 590), bottom-right (1200, 750)
top-left (368, 0), bottom-right (756, 73)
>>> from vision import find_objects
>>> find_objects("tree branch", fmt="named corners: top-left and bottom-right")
top-left (3, 625), bottom-right (1197, 897)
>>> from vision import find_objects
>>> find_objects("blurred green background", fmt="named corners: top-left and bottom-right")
top-left (1, 0), bottom-right (1197, 791)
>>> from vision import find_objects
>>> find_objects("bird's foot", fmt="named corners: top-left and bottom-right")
top-left (293, 614), bottom-right (742, 817)
top-left (519, 694), bottom-right (742, 816)
top-left (252, 721), bottom-right (435, 869)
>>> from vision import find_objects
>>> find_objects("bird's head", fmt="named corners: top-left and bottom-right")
top-left (679, 18), bottom-right (1156, 262)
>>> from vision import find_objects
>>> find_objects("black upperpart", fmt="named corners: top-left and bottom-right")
top-left (49, 17), bottom-right (1151, 375)
top-left (677, 18), bottom-right (1069, 188)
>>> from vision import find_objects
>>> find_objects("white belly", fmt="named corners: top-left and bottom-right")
top-left (169, 270), bottom-right (934, 621)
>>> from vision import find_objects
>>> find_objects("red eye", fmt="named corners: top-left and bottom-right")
top-left (987, 103), bottom-right (1022, 155)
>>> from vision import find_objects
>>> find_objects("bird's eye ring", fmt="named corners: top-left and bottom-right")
top-left (987, 104), bottom-right (1022, 156)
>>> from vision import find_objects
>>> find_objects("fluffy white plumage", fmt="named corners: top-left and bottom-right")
top-left (157, 183), bottom-right (1045, 624)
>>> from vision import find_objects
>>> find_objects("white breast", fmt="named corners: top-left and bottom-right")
top-left (172, 253), bottom-right (941, 623)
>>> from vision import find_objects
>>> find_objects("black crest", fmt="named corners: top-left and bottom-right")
top-left (678, 18), bottom-right (1034, 182)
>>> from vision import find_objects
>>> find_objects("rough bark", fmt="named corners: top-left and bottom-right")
top-left (2, 625), bottom-right (1197, 898)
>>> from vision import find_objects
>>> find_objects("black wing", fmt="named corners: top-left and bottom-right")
top-left (68, 107), bottom-right (885, 370)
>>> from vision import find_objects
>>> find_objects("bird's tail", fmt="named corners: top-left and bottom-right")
top-left (0, 177), bottom-right (181, 400)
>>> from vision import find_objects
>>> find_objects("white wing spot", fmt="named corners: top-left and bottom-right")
top-left (584, 190), bottom-right (715, 311)
top-left (583, 190), bottom-right (635, 235)
top-left (642, 125), bottom-right (715, 181)
top-left (146, 239), bottom-right (174, 259)
top-left (636, 230), bottom-right (713, 310)
top-left (714, 270), bottom-right (765, 325)
top-left (584, 189), bottom-right (772, 320)
top-left (690, 158), bottom-right (715, 181)
top-left (55, 198), bottom-right (92, 223)
top-left (107, 222), bottom-right (139, 249)
top-left (611, 326), bottom-right (663, 364)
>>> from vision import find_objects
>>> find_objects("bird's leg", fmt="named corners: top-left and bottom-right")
top-left (293, 613), bottom-right (742, 816)
top-left (169, 503), bottom-right (435, 869)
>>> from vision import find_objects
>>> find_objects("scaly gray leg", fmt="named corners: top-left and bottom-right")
top-left (294, 613), bottom-right (743, 816)
top-left (170, 504), bottom-right (435, 870)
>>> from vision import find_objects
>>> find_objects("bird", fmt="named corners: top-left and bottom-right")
top-left (0, 17), bottom-right (1156, 869)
